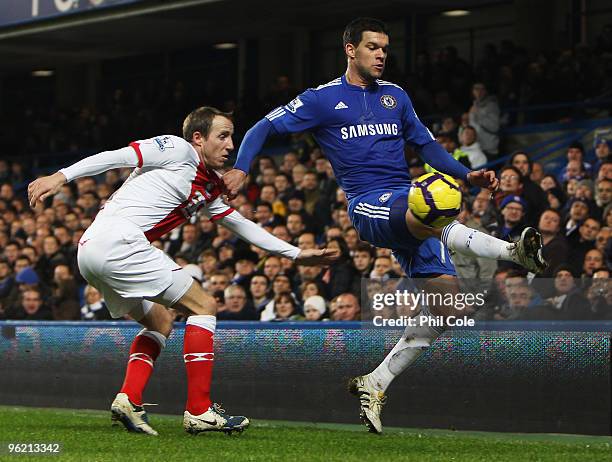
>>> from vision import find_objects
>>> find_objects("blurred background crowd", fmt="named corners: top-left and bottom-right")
top-left (1, 29), bottom-right (612, 323)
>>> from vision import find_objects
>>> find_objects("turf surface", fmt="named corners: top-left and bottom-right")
top-left (0, 406), bottom-right (610, 461)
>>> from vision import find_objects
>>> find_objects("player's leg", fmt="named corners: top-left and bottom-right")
top-left (362, 274), bottom-right (457, 394)
top-left (117, 302), bottom-right (173, 406)
top-left (109, 299), bottom-right (173, 436)
top-left (168, 280), bottom-right (250, 435)
top-left (405, 210), bottom-right (547, 273)
top-left (350, 241), bottom-right (458, 434)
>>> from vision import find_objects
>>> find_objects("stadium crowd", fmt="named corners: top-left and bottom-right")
top-left (1, 28), bottom-right (612, 323)
top-left (1, 122), bottom-right (612, 322)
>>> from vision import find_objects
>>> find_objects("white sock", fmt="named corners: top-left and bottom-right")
top-left (442, 221), bottom-right (515, 262)
top-left (365, 310), bottom-right (443, 392)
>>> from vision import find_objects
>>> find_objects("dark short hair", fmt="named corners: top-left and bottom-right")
top-left (568, 140), bottom-right (585, 153)
top-left (182, 106), bottom-right (232, 141)
top-left (542, 208), bottom-right (562, 220)
top-left (343, 17), bottom-right (389, 47)
top-left (255, 200), bottom-right (273, 211)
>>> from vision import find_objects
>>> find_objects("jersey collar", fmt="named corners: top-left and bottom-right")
top-left (341, 74), bottom-right (379, 92)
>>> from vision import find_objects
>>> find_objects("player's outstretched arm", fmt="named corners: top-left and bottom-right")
top-left (28, 172), bottom-right (67, 208)
top-left (216, 210), bottom-right (339, 266)
top-left (28, 146), bottom-right (139, 208)
top-left (224, 118), bottom-right (274, 198)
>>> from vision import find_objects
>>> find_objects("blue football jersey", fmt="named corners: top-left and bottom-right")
top-left (265, 75), bottom-right (435, 200)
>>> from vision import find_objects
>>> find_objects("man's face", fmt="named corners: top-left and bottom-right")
top-left (201, 255), bottom-right (218, 274)
top-left (260, 185), bottom-right (276, 203)
top-left (208, 275), bottom-right (229, 292)
top-left (287, 198), bottom-right (304, 213)
top-left (531, 162), bottom-right (544, 182)
top-left (584, 250), bottom-right (603, 274)
top-left (54, 227), bottom-right (71, 245)
top-left (297, 233), bottom-right (316, 250)
top-left (182, 225), bottom-right (197, 244)
top-left (596, 142), bottom-right (610, 160)
top-left (333, 295), bottom-right (360, 321)
top-left (235, 259), bottom-right (254, 277)
top-left (64, 213), bottom-right (79, 231)
top-left (4, 244), bottom-right (19, 262)
top-left (598, 181), bottom-right (612, 205)
top-left (502, 202), bottom-right (523, 226)
top-left (507, 285), bottom-right (531, 309)
top-left (255, 206), bottom-right (272, 224)
top-left (566, 160), bottom-right (583, 179)
top-left (567, 148), bottom-right (583, 162)
top-left (596, 228), bottom-right (611, 252)
top-left (570, 201), bottom-right (589, 221)
top-left (353, 251), bottom-right (372, 272)
top-left (302, 173), bottom-right (318, 192)
top-left (250, 276), bottom-right (268, 299)
top-left (264, 257), bottom-right (281, 279)
top-left (273, 276), bottom-right (291, 294)
top-left (579, 219), bottom-right (601, 241)
top-left (298, 265), bottom-right (321, 281)
top-left (373, 257), bottom-right (391, 277)
top-left (287, 215), bottom-right (304, 235)
top-left (272, 226), bottom-right (291, 242)
top-left (262, 168), bottom-right (277, 186)
top-left (538, 211), bottom-right (560, 235)
top-left (43, 237), bottom-right (59, 256)
top-left (512, 154), bottom-right (530, 176)
top-left (499, 169), bottom-right (520, 192)
top-left (22, 291), bottom-right (42, 314)
top-left (599, 164), bottom-right (612, 181)
top-left (461, 128), bottom-right (476, 146)
top-left (200, 116), bottom-right (234, 169)
top-left (472, 84), bottom-right (486, 101)
top-left (347, 31), bottom-right (389, 81)
top-left (85, 286), bottom-right (102, 304)
top-left (54, 265), bottom-right (71, 283)
top-left (337, 209), bottom-right (350, 228)
top-left (274, 175), bottom-right (289, 192)
top-left (225, 289), bottom-right (246, 312)
top-left (554, 270), bottom-right (575, 294)
top-left (283, 153), bottom-right (298, 172)
top-left (472, 190), bottom-right (490, 215)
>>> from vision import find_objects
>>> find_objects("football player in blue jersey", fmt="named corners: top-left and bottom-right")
top-left (224, 17), bottom-right (547, 434)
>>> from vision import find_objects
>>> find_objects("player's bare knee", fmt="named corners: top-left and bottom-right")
top-left (140, 303), bottom-right (174, 337)
top-left (174, 282), bottom-right (217, 317)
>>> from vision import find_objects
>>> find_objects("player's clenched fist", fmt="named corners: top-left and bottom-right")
top-left (295, 248), bottom-right (340, 266)
top-left (222, 169), bottom-right (247, 199)
top-left (27, 172), bottom-right (67, 208)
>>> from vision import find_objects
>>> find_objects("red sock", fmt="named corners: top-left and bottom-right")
top-left (119, 331), bottom-right (163, 405)
top-left (184, 315), bottom-right (216, 415)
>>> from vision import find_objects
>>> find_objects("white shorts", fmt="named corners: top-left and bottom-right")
top-left (77, 215), bottom-right (194, 319)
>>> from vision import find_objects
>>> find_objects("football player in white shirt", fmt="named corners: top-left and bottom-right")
top-left (28, 106), bottom-right (338, 436)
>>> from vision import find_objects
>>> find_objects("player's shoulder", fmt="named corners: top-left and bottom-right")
top-left (313, 77), bottom-right (343, 92)
top-left (376, 79), bottom-right (407, 94)
top-left (137, 135), bottom-right (197, 167)
top-left (137, 134), bottom-right (189, 151)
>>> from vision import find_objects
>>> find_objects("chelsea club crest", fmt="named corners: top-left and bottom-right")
top-left (380, 95), bottom-right (397, 109)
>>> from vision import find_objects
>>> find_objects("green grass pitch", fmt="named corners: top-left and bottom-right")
top-left (0, 406), bottom-right (610, 461)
